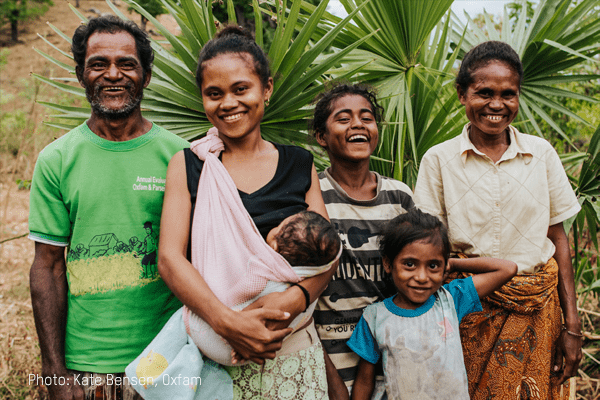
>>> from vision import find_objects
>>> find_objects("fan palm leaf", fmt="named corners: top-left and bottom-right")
top-left (34, 0), bottom-right (373, 157)
top-left (294, 0), bottom-right (463, 184)
top-left (297, 0), bottom-right (597, 185)
top-left (453, 0), bottom-right (600, 147)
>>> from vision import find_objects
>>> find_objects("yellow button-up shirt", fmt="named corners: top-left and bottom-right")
top-left (414, 124), bottom-right (580, 273)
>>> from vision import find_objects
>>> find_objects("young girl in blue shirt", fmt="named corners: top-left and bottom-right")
top-left (347, 208), bottom-right (517, 400)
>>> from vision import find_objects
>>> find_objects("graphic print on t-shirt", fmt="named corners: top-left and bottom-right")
top-left (67, 221), bottom-right (160, 296)
top-left (346, 226), bottom-right (379, 249)
top-left (330, 221), bottom-right (388, 284)
top-left (383, 327), bottom-right (459, 399)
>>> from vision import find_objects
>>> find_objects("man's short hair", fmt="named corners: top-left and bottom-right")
top-left (72, 15), bottom-right (153, 78)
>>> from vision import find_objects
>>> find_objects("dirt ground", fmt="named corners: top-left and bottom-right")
top-left (0, 182), bottom-right (39, 399)
top-left (0, 1), bottom-right (599, 399)
top-left (0, 0), bottom-right (179, 84)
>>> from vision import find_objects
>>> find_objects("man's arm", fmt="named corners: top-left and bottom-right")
top-left (30, 242), bottom-right (83, 400)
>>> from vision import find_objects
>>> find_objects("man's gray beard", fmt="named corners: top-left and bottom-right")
top-left (86, 83), bottom-right (143, 121)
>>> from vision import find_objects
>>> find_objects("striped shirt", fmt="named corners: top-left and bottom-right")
top-left (314, 169), bottom-right (414, 386)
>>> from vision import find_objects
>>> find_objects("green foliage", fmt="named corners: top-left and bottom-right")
top-left (0, 0), bottom-right (53, 24)
top-left (567, 123), bottom-right (600, 301)
top-left (0, 48), bottom-right (9, 69)
top-left (507, 0), bottom-right (536, 26)
top-left (16, 178), bottom-right (32, 190)
top-left (536, 61), bottom-right (600, 150)
top-left (1, 76), bottom-right (81, 163)
top-left (454, 0), bottom-right (600, 149)
top-left (33, 0), bottom-right (371, 169)
top-left (0, 109), bottom-right (28, 156)
top-left (210, 0), bottom-right (321, 52)
top-left (296, 0), bottom-right (597, 186)
top-left (133, 0), bottom-right (164, 17)
top-left (127, 0), bottom-right (165, 31)
top-left (0, 0), bottom-right (54, 41)
top-left (299, 0), bottom-right (466, 185)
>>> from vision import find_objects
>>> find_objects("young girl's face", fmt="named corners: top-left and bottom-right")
top-left (383, 238), bottom-right (446, 310)
top-left (316, 94), bottom-right (378, 163)
top-left (201, 53), bottom-right (273, 142)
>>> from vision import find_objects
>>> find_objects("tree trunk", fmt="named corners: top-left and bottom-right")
top-left (235, 6), bottom-right (246, 29)
top-left (11, 20), bottom-right (19, 42)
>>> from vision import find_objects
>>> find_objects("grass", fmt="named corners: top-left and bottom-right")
top-left (0, 71), bottom-right (82, 185)
top-left (0, 183), bottom-right (46, 399)
top-left (0, 56), bottom-right (82, 399)
top-left (0, 48), bottom-right (8, 68)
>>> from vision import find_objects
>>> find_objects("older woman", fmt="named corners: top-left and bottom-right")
top-left (413, 41), bottom-right (582, 399)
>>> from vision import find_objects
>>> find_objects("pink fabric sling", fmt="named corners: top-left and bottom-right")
top-left (182, 128), bottom-right (306, 364)
top-left (187, 127), bottom-right (300, 305)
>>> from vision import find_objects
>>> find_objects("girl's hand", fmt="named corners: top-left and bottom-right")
top-left (553, 328), bottom-right (583, 385)
top-left (217, 307), bottom-right (293, 364)
top-left (445, 258), bottom-right (456, 278)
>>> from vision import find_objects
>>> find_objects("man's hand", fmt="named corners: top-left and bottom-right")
top-left (44, 372), bottom-right (85, 400)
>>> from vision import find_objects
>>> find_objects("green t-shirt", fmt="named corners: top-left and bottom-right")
top-left (29, 122), bottom-right (189, 373)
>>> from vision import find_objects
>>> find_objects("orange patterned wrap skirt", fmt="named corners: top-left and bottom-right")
top-left (458, 258), bottom-right (574, 400)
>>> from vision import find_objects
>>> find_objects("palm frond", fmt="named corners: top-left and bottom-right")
top-left (35, 0), bottom-right (365, 150)
top-left (453, 0), bottom-right (600, 150)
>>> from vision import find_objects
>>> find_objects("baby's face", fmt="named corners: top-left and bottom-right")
top-left (266, 214), bottom-right (298, 252)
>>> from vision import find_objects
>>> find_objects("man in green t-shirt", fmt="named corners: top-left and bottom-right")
top-left (28, 16), bottom-right (188, 400)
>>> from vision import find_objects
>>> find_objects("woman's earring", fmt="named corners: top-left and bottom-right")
top-left (265, 98), bottom-right (270, 107)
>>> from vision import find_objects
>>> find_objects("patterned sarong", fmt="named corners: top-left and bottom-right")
top-left (457, 258), bottom-right (574, 399)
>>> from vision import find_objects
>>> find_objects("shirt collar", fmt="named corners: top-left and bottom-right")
top-left (459, 123), bottom-right (534, 165)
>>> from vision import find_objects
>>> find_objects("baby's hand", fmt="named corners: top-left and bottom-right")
top-left (231, 349), bottom-right (247, 365)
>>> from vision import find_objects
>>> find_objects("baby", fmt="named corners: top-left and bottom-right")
top-left (267, 210), bottom-right (341, 268)
top-left (186, 210), bottom-right (341, 365)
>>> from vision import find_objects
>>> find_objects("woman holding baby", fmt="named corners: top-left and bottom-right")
top-left (158, 25), bottom-right (337, 399)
